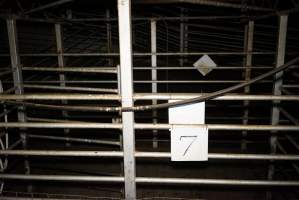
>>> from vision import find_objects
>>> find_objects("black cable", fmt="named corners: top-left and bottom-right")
top-left (123, 55), bottom-right (299, 111)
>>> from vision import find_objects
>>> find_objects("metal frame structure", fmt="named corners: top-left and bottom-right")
top-left (0, 0), bottom-right (299, 199)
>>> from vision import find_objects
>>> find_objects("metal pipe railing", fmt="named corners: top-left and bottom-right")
top-left (0, 174), bottom-right (298, 186)
top-left (0, 51), bottom-right (280, 57)
top-left (22, 67), bottom-right (117, 74)
top-left (23, 84), bottom-right (118, 93)
top-left (0, 122), bottom-right (299, 131)
top-left (27, 134), bottom-right (121, 146)
top-left (0, 94), bottom-right (298, 101)
top-left (0, 150), bottom-right (298, 161)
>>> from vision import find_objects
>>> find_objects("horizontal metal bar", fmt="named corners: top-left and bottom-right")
top-left (0, 94), bottom-right (120, 100)
top-left (1, 93), bottom-right (299, 101)
top-left (24, 84), bottom-right (118, 93)
top-left (0, 174), bottom-right (122, 182)
top-left (133, 66), bottom-right (274, 70)
top-left (1, 198), bottom-right (74, 200)
top-left (0, 174), bottom-right (298, 186)
top-left (135, 0), bottom-right (274, 11)
top-left (21, 66), bottom-right (275, 70)
top-left (19, 80), bottom-right (271, 84)
top-left (134, 94), bottom-right (299, 101)
top-left (282, 84), bottom-right (299, 88)
top-left (137, 177), bottom-right (299, 186)
top-left (67, 15), bottom-right (255, 21)
top-left (28, 134), bottom-right (120, 146)
top-left (22, 67), bottom-right (117, 74)
top-left (0, 52), bottom-right (277, 57)
top-left (0, 150), bottom-right (298, 161)
top-left (7, 66), bottom-right (282, 70)
top-left (0, 70), bottom-right (12, 77)
top-left (27, 117), bottom-right (86, 123)
top-left (0, 122), bottom-right (298, 131)
top-left (131, 80), bottom-right (271, 83)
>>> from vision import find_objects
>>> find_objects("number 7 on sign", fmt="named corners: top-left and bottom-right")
top-left (180, 135), bottom-right (198, 156)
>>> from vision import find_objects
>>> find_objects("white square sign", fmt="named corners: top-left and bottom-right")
top-left (169, 101), bottom-right (208, 161)
top-left (170, 126), bottom-right (208, 161)
top-left (169, 100), bottom-right (205, 124)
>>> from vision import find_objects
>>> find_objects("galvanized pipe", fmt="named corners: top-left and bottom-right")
top-left (0, 51), bottom-right (277, 57)
top-left (23, 84), bottom-right (118, 93)
top-left (0, 150), bottom-right (299, 161)
top-left (135, 0), bottom-right (274, 12)
top-left (0, 174), bottom-right (298, 186)
top-left (28, 134), bottom-right (120, 146)
top-left (0, 94), bottom-right (299, 101)
top-left (0, 122), bottom-right (298, 131)
top-left (18, 66), bottom-right (278, 70)
top-left (22, 67), bottom-right (117, 74)
top-left (133, 66), bottom-right (273, 70)
top-left (20, 80), bottom-right (271, 84)
top-left (136, 177), bottom-right (299, 186)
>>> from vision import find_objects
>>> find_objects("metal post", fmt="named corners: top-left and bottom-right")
top-left (6, 18), bottom-right (31, 191)
top-left (242, 21), bottom-right (254, 151)
top-left (55, 23), bottom-right (70, 147)
top-left (117, 0), bottom-right (136, 199)
top-left (151, 19), bottom-right (158, 149)
top-left (268, 15), bottom-right (288, 200)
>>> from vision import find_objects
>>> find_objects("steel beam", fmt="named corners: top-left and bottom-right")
top-left (117, 0), bottom-right (136, 198)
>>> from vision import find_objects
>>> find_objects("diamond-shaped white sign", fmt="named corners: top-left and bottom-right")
top-left (193, 55), bottom-right (217, 76)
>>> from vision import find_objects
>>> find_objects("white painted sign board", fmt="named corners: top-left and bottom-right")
top-left (169, 101), bottom-right (205, 125)
top-left (193, 54), bottom-right (217, 76)
top-left (169, 101), bottom-right (208, 161)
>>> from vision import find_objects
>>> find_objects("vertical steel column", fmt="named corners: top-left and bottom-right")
top-left (151, 19), bottom-right (158, 149)
top-left (6, 18), bottom-right (30, 189)
top-left (117, 0), bottom-right (136, 199)
top-left (55, 24), bottom-right (70, 147)
top-left (116, 65), bottom-right (124, 197)
top-left (241, 21), bottom-right (254, 151)
top-left (267, 15), bottom-right (288, 200)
